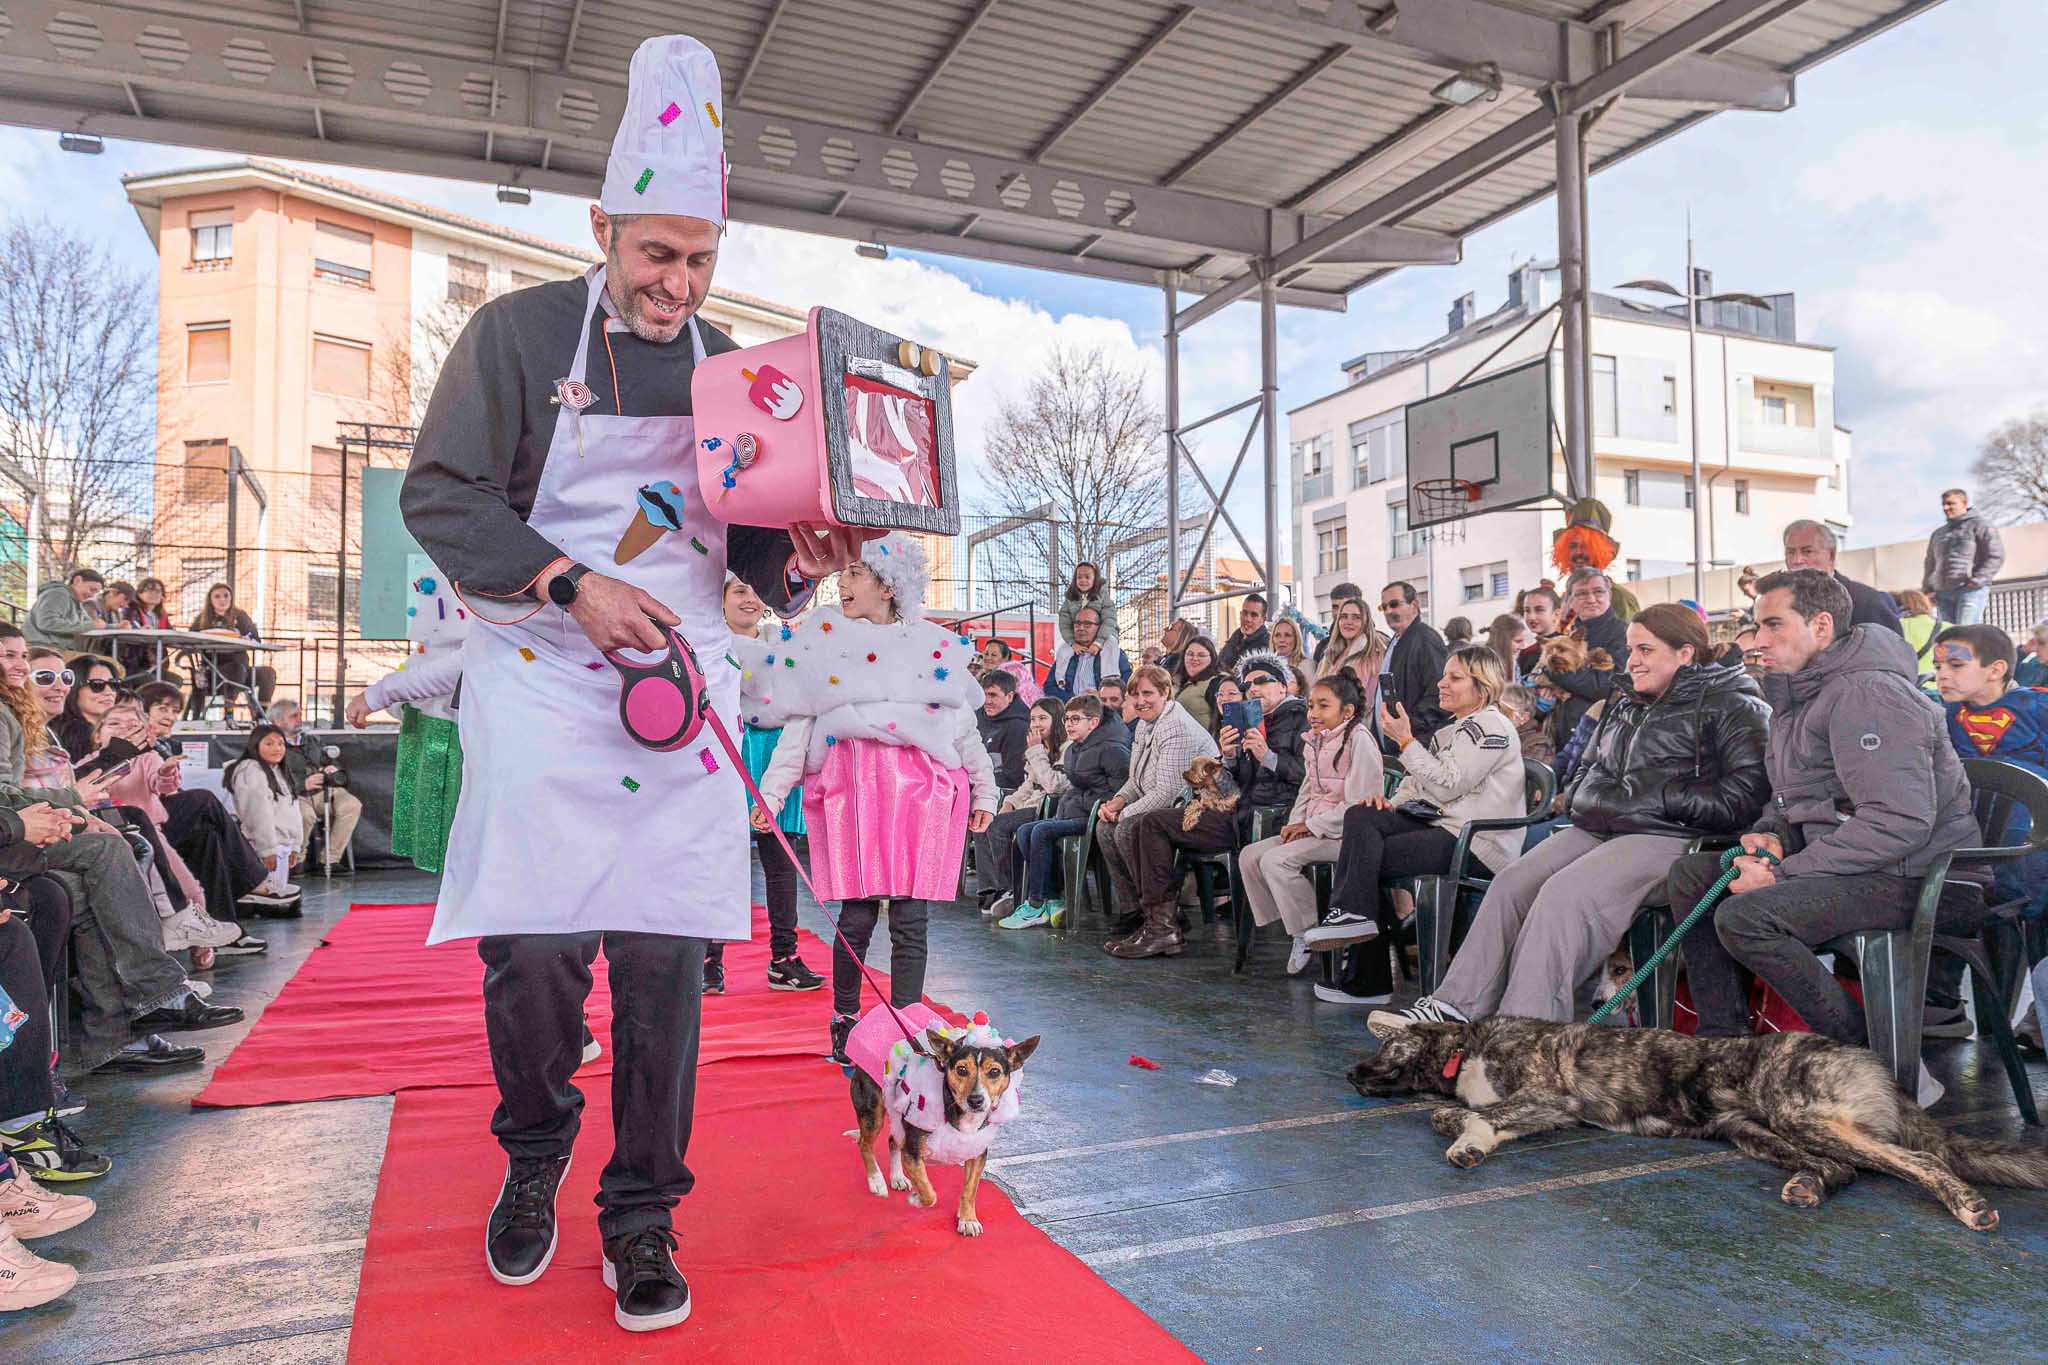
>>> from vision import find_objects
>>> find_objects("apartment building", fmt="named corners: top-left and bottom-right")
top-left (123, 158), bottom-right (820, 697)
top-left (1289, 260), bottom-right (1852, 625)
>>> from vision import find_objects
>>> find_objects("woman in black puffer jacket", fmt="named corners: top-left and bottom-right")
top-left (1376, 604), bottom-right (1770, 1030)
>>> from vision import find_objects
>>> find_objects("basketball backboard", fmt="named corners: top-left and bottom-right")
top-left (1404, 356), bottom-right (1564, 528)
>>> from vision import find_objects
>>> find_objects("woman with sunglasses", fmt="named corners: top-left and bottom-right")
top-left (188, 584), bottom-right (275, 723)
top-left (53, 658), bottom-right (125, 765)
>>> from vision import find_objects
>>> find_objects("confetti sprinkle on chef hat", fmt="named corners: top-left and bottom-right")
top-left (859, 533), bottom-right (931, 622)
top-left (600, 35), bottom-right (728, 227)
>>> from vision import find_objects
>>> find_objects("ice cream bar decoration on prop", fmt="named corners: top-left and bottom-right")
top-left (691, 307), bottom-right (961, 536)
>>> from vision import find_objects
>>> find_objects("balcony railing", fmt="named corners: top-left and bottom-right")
top-left (1300, 471), bottom-right (1334, 503)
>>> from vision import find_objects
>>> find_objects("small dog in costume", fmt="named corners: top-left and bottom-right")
top-left (844, 1004), bottom-right (1039, 1236)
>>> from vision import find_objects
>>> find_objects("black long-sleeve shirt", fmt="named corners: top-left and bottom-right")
top-left (401, 274), bottom-right (800, 609)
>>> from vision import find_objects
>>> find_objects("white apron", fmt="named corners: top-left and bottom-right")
top-left (428, 268), bottom-right (749, 945)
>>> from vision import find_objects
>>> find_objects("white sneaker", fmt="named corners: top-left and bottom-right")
top-left (0, 1225), bottom-right (77, 1310)
top-left (1313, 982), bottom-right (1392, 1007)
top-left (177, 907), bottom-right (240, 949)
top-left (1286, 936), bottom-right (1313, 976)
top-left (1366, 996), bottom-right (1467, 1039)
top-left (0, 1167), bottom-right (95, 1239)
top-left (1916, 1062), bottom-right (1945, 1110)
top-left (182, 977), bottom-right (214, 1001)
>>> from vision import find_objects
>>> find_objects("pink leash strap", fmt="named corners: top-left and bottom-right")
top-left (701, 707), bottom-right (929, 1054)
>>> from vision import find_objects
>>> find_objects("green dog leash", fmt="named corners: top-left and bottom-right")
top-left (1585, 845), bottom-right (1780, 1027)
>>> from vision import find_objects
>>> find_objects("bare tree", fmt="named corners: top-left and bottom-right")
top-left (1972, 412), bottom-right (2048, 524)
top-left (976, 344), bottom-right (1167, 616)
top-left (0, 216), bottom-right (158, 585)
top-left (380, 296), bottom-right (489, 427)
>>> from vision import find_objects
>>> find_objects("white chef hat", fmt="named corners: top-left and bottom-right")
top-left (599, 35), bottom-right (728, 227)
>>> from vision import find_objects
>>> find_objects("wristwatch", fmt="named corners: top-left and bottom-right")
top-left (546, 563), bottom-right (593, 608)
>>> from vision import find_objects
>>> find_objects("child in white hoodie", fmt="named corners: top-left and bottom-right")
top-left (749, 535), bottom-right (998, 1063)
top-left (225, 725), bottom-right (302, 899)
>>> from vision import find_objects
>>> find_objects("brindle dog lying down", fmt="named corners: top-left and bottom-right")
top-left (1349, 1018), bottom-right (2048, 1230)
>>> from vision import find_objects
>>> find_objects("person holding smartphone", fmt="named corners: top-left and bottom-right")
top-left (1219, 653), bottom-right (1308, 839)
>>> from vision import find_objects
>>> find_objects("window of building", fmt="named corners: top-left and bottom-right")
top-left (185, 322), bottom-right (230, 384)
top-left (1301, 438), bottom-right (1325, 476)
top-left (1734, 478), bottom-right (1751, 515)
top-left (1759, 394), bottom-right (1788, 426)
top-left (1623, 468), bottom-right (1640, 506)
top-left (1389, 501), bottom-right (1417, 559)
top-left (1684, 474), bottom-right (1696, 510)
top-left (447, 255), bottom-right (489, 307)
top-left (1592, 354), bottom-right (1618, 438)
top-left (189, 208), bottom-right (232, 264)
top-left (313, 220), bottom-right (374, 286)
top-left (1316, 524), bottom-right (1348, 576)
top-left (1461, 560), bottom-right (1508, 604)
top-left (182, 440), bottom-right (228, 501)
top-left (312, 334), bottom-right (372, 399)
top-left (1662, 375), bottom-right (1677, 416)
top-left (1348, 413), bottom-right (1406, 487)
top-left (306, 567), bottom-right (362, 626)
top-left (510, 270), bottom-right (546, 292)
top-left (1625, 559), bottom-right (1642, 582)
top-left (181, 560), bottom-right (225, 622)
top-left (309, 444), bottom-right (368, 514)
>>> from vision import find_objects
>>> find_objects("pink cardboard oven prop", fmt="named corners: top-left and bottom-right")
top-left (691, 307), bottom-right (960, 536)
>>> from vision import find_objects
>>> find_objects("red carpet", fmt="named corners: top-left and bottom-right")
top-left (196, 903), bottom-right (896, 1107)
top-left (348, 1062), bottom-right (1197, 1363)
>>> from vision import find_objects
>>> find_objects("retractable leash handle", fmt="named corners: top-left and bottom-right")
top-left (1585, 845), bottom-right (1778, 1027)
top-left (600, 624), bottom-right (928, 1054)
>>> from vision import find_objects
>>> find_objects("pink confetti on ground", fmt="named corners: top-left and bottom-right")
top-left (1127, 1055), bottom-right (1161, 1070)
top-left (659, 101), bottom-right (681, 126)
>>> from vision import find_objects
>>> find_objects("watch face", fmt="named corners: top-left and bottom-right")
top-left (549, 574), bottom-right (577, 607)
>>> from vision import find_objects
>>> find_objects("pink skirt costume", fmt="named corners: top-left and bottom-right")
top-left (804, 739), bottom-right (969, 902)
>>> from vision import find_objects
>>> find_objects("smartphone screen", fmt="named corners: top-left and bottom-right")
top-left (1244, 698), bottom-right (1264, 732)
top-left (1219, 701), bottom-right (1246, 734)
top-left (1378, 672), bottom-right (1398, 705)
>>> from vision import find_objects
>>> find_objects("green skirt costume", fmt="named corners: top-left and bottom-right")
top-left (390, 705), bottom-right (464, 874)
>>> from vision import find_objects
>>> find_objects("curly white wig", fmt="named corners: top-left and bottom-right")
top-left (857, 532), bottom-right (931, 621)
top-left (1235, 649), bottom-right (1294, 689)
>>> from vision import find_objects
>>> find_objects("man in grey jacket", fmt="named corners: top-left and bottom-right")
top-left (1922, 488), bottom-right (2004, 625)
top-left (25, 570), bottom-right (104, 652)
top-left (1666, 569), bottom-right (1977, 1048)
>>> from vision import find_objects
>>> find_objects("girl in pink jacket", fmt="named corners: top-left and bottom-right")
top-left (1236, 674), bottom-right (1382, 974)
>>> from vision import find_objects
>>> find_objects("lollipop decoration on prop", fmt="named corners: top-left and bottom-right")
top-left (692, 307), bottom-right (960, 536)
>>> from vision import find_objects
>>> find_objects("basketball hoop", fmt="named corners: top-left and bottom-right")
top-left (1413, 477), bottom-right (1481, 524)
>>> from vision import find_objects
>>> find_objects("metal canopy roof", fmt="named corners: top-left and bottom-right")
top-left (0, 0), bottom-right (1941, 312)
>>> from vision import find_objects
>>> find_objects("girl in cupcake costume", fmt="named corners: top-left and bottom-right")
top-left (748, 536), bottom-right (998, 1062)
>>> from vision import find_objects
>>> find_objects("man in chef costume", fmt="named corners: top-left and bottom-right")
top-left (401, 34), bottom-right (865, 1333)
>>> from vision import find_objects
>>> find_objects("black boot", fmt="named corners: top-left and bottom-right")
top-left (829, 1013), bottom-right (856, 1066)
top-left (1106, 903), bottom-right (1185, 959)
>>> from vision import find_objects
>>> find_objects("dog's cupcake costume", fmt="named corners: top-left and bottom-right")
top-left (846, 1004), bottom-right (1024, 1166)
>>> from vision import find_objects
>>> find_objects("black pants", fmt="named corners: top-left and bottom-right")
top-left (1332, 805), bottom-right (1459, 996)
top-left (14, 876), bottom-right (73, 996)
top-left (162, 789), bottom-right (267, 924)
top-left (706, 833), bottom-right (805, 971)
top-left (831, 898), bottom-right (927, 1018)
top-left (0, 914), bottom-right (52, 1125)
top-left (1667, 852), bottom-right (1919, 1045)
top-left (479, 931), bottom-right (705, 1242)
top-left (974, 809), bottom-right (1038, 897)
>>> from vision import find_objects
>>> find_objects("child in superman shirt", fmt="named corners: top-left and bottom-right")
top-left (1931, 623), bottom-right (2048, 1051)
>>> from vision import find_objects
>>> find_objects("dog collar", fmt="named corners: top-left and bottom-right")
top-left (1442, 1049), bottom-right (1465, 1082)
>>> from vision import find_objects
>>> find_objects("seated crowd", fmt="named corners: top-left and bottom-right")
top-left (958, 513), bottom-right (2047, 1108)
top-left (0, 605), bottom-right (364, 1303)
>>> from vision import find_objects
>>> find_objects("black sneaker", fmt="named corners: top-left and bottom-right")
top-left (238, 892), bottom-right (302, 919)
top-left (0, 1115), bottom-right (113, 1183)
top-left (486, 1154), bottom-right (571, 1286)
top-left (702, 955), bottom-right (725, 996)
top-left (105, 1034), bottom-right (205, 1071)
top-left (766, 955), bottom-right (824, 992)
top-left (217, 932), bottom-right (268, 957)
top-left (602, 1227), bottom-right (691, 1332)
top-left (828, 1013), bottom-right (856, 1067)
top-left (1302, 909), bottom-right (1381, 950)
top-left (131, 995), bottom-right (244, 1034)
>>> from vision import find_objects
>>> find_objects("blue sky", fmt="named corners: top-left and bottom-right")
top-left (1, 0), bottom-right (2035, 557)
